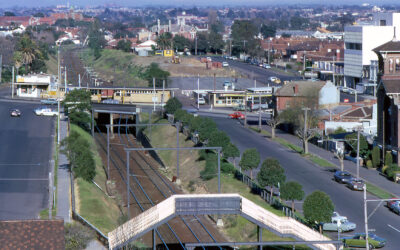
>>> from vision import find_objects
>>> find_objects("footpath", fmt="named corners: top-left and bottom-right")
top-left (196, 107), bottom-right (400, 197)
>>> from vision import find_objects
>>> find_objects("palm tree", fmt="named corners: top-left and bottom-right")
top-left (16, 35), bottom-right (40, 73)
top-left (156, 32), bottom-right (173, 50)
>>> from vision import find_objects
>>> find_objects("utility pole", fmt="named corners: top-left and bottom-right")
top-left (258, 92), bottom-right (262, 131)
top-left (197, 74), bottom-right (200, 110)
top-left (356, 127), bottom-right (361, 179)
top-left (64, 66), bottom-right (67, 94)
top-left (268, 40), bottom-right (271, 64)
top-left (254, 79), bottom-right (257, 88)
top-left (213, 73), bottom-right (216, 92)
top-left (332, 56), bottom-right (335, 85)
top-left (78, 74), bottom-right (81, 88)
top-left (244, 90), bottom-right (248, 128)
top-left (229, 39), bottom-right (232, 57)
top-left (303, 50), bottom-right (306, 80)
top-left (11, 66), bottom-right (14, 98)
top-left (153, 77), bottom-right (156, 111)
top-left (195, 36), bottom-right (198, 56)
top-left (162, 79), bottom-right (165, 116)
top-left (0, 54), bottom-right (2, 83)
top-left (57, 49), bottom-right (61, 145)
top-left (302, 108), bottom-right (311, 154)
top-left (382, 111), bottom-right (385, 163)
top-left (363, 184), bottom-right (369, 250)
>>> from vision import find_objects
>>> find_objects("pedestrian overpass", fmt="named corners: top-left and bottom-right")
top-left (108, 194), bottom-right (336, 250)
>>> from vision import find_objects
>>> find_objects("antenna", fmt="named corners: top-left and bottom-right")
top-left (394, 27), bottom-right (397, 42)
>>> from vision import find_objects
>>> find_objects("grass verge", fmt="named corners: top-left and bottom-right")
top-left (366, 182), bottom-right (393, 199)
top-left (71, 124), bottom-right (122, 233)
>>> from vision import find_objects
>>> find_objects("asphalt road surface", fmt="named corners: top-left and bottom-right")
top-left (0, 99), bottom-right (54, 220)
top-left (203, 114), bottom-right (400, 249)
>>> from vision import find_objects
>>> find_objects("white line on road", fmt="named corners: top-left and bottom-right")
top-left (0, 178), bottom-right (47, 181)
top-left (388, 224), bottom-right (400, 233)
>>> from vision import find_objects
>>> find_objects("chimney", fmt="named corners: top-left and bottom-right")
top-left (168, 20), bottom-right (172, 32)
top-left (293, 84), bottom-right (299, 94)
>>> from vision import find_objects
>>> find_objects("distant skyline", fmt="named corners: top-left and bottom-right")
top-left (2, 0), bottom-right (400, 8)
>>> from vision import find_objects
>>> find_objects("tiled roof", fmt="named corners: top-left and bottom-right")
top-left (0, 219), bottom-right (65, 250)
top-left (382, 79), bottom-right (400, 93)
top-left (275, 81), bottom-right (325, 97)
top-left (373, 39), bottom-right (400, 52)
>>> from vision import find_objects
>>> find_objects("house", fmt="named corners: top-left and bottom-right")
top-left (0, 219), bottom-right (64, 249)
top-left (274, 80), bottom-right (339, 112)
top-left (134, 40), bottom-right (157, 53)
top-left (15, 73), bottom-right (57, 98)
top-left (375, 35), bottom-right (400, 164)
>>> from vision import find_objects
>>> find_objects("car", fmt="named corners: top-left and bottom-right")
top-left (231, 56), bottom-right (238, 60)
top-left (259, 63), bottom-right (264, 67)
top-left (206, 57), bottom-right (212, 62)
top-left (346, 178), bottom-right (364, 191)
top-left (197, 97), bottom-right (206, 105)
top-left (263, 64), bottom-right (271, 69)
top-left (10, 109), bottom-right (21, 117)
top-left (386, 197), bottom-right (399, 208)
top-left (342, 233), bottom-right (386, 249)
top-left (334, 170), bottom-right (353, 184)
top-left (101, 99), bottom-right (120, 104)
top-left (223, 80), bottom-right (233, 88)
top-left (222, 61), bottom-right (229, 67)
top-left (268, 76), bottom-right (281, 84)
top-left (322, 214), bottom-right (356, 232)
top-left (34, 107), bottom-right (59, 116)
top-left (40, 98), bottom-right (58, 105)
top-left (388, 200), bottom-right (400, 215)
top-left (229, 111), bottom-right (245, 119)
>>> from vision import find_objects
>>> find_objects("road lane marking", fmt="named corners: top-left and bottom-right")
top-left (388, 224), bottom-right (400, 233)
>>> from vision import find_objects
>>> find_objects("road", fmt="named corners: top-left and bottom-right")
top-left (0, 98), bottom-right (54, 220)
top-left (203, 114), bottom-right (400, 249)
top-left (212, 56), bottom-right (301, 84)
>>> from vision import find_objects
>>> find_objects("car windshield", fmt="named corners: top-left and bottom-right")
top-left (341, 172), bottom-right (351, 177)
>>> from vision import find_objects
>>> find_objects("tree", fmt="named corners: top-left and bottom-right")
top-left (332, 127), bottom-right (346, 135)
top-left (223, 143), bottom-right (240, 166)
top-left (88, 19), bottom-right (106, 59)
top-left (231, 20), bottom-right (258, 54)
top-left (334, 150), bottom-right (345, 171)
top-left (267, 112), bottom-right (284, 139)
top-left (116, 39), bottom-right (132, 52)
top-left (173, 35), bottom-right (191, 52)
top-left (144, 63), bottom-right (170, 88)
top-left (208, 31), bottom-right (224, 54)
top-left (197, 117), bottom-right (217, 142)
top-left (345, 132), bottom-right (369, 158)
top-left (33, 12), bottom-right (45, 17)
top-left (303, 191), bottom-right (334, 233)
top-left (280, 181), bottom-right (305, 213)
top-left (4, 11), bottom-right (15, 16)
top-left (260, 24), bottom-right (276, 38)
top-left (208, 130), bottom-right (231, 152)
top-left (63, 89), bottom-right (92, 131)
top-left (257, 158), bottom-right (286, 203)
top-left (157, 32), bottom-right (173, 50)
top-left (239, 148), bottom-right (260, 179)
top-left (371, 146), bottom-right (381, 169)
top-left (385, 151), bottom-right (393, 166)
top-left (14, 34), bottom-right (41, 73)
top-left (165, 97), bottom-right (182, 115)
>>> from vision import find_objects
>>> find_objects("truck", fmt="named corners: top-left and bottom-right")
top-left (322, 213), bottom-right (356, 232)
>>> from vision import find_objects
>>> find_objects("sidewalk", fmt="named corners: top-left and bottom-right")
top-left (56, 119), bottom-right (71, 223)
top-left (262, 125), bottom-right (400, 197)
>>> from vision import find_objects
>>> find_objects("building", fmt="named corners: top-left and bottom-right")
top-left (375, 36), bottom-right (400, 164)
top-left (274, 81), bottom-right (339, 112)
top-left (344, 12), bottom-right (400, 89)
top-left (15, 74), bottom-right (57, 98)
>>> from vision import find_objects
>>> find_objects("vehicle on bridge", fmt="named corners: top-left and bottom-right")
top-left (10, 109), bottom-right (21, 117)
top-left (229, 111), bottom-right (245, 119)
top-left (342, 233), bottom-right (386, 249)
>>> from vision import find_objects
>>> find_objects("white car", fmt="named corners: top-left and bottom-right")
top-left (197, 97), bottom-right (206, 105)
top-left (263, 64), bottom-right (271, 69)
top-left (34, 107), bottom-right (59, 116)
top-left (231, 56), bottom-right (238, 60)
top-left (222, 62), bottom-right (229, 67)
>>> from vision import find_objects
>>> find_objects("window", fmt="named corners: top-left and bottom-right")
top-left (345, 42), bottom-right (362, 50)
top-left (396, 58), bottom-right (400, 71)
top-left (389, 58), bottom-right (394, 72)
top-left (380, 20), bottom-right (387, 26)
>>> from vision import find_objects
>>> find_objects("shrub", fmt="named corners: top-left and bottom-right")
top-left (221, 162), bottom-right (235, 174)
top-left (64, 223), bottom-right (94, 250)
top-left (385, 152), bottom-right (393, 166)
top-left (165, 97), bottom-right (182, 114)
top-left (386, 164), bottom-right (400, 180)
top-left (366, 160), bottom-right (373, 169)
top-left (371, 146), bottom-right (380, 168)
top-left (200, 153), bottom-right (217, 180)
top-left (382, 165), bottom-right (389, 174)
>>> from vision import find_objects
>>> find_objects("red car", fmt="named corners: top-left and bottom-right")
top-left (229, 111), bottom-right (245, 119)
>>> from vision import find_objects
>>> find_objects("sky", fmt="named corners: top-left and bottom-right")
top-left (1, 0), bottom-right (400, 8)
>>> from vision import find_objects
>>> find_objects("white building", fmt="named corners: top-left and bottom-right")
top-left (344, 13), bottom-right (400, 89)
top-left (15, 74), bottom-right (56, 98)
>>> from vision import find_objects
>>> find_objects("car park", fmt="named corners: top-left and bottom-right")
top-left (34, 107), bottom-right (59, 116)
top-left (229, 111), bottom-right (245, 119)
top-left (342, 233), bottom-right (386, 249)
top-left (334, 171), bottom-right (353, 184)
top-left (346, 178), bottom-right (364, 191)
top-left (222, 61), bottom-right (229, 67)
top-left (40, 98), bottom-right (58, 105)
top-left (10, 109), bottom-right (21, 117)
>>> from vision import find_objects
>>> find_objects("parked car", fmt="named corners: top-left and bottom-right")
top-left (197, 97), bottom-right (206, 105)
top-left (101, 99), bottom-right (120, 104)
top-left (223, 80), bottom-right (233, 88)
top-left (334, 171), bottom-right (353, 184)
top-left (322, 214), bottom-right (356, 232)
top-left (10, 109), bottom-right (21, 117)
top-left (34, 107), bottom-right (59, 116)
top-left (386, 197), bottom-right (399, 208)
top-left (40, 98), bottom-right (58, 105)
top-left (263, 64), bottom-right (271, 69)
top-left (388, 200), bottom-right (400, 215)
top-left (346, 178), bottom-right (364, 191)
top-left (231, 56), bottom-right (238, 60)
top-left (342, 233), bottom-right (386, 249)
top-left (229, 111), bottom-right (245, 119)
top-left (222, 61), bottom-right (229, 67)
